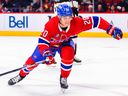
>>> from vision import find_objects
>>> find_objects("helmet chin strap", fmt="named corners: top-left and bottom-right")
top-left (59, 17), bottom-right (70, 28)
top-left (59, 18), bottom-right (67, 28)
top-left (59, 22), bottom-right (65, 28)
top-left (59, 22), bottom-right (69, 28)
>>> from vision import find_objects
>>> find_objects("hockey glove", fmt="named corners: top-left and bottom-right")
top-left (72, 7), bottom-right (78, 16)
top-left (43, 50), bottom-right (55, 65)
top-left (106, 25), bottom-right (123, 40)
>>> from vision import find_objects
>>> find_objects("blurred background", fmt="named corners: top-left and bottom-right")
top-left (0, 0), bottom-right (128, 37)
top-left (0, 0), bottom-right (128, 13)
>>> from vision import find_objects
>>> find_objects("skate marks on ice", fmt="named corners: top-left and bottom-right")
top-left (70, 83), bottom-right (128, 96)
top-left (1, 80), bottom-right (128, 96)
top-left (1, 63), bottom-right (128, 96)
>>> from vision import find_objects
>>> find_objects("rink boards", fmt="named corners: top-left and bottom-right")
top-left (0, 13), bottom-right (128, 37)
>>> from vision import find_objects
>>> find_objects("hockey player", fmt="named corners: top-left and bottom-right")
top-left (55, 0), bottom-right (82, 63)
top-left (8, 4), bottom-right (122, 90)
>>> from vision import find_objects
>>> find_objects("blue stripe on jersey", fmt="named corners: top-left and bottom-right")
top-left (38, 38), bottom-right (50, 46)
top-left (61, 63), bottom-right (72, 70)
top-left (92, 16), bottom-right (99, 28)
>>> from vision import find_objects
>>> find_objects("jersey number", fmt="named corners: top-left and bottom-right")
top-left (83, 17), bottom-right (91, 25)
top-left (42, 30), bottom-right (48, 37)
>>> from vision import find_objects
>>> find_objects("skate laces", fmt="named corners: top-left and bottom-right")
top-left (11, 75), bottom-right (22, 83)
top-left (61, 77), bottom-right (68, 86)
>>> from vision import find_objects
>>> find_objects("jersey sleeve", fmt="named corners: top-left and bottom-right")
top-left (77, 16), bottom-right (93, 33)
top-left (80, 16), bottom-right (111, 32)
top-left (98, 17), bottom-right (111, 30)
top-left (38, 23), bottom-right (52, 54)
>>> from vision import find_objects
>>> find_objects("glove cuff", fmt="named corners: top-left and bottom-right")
top-left (106, 25), bottom-right (115, 35)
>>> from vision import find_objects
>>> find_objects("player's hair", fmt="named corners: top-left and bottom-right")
top-left (56, 4), bottom-right (72, 17)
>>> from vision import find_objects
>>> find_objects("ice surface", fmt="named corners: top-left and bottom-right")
top-left (0, 36), bottom-right (128, 96)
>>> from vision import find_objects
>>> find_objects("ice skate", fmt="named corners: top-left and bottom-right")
top-left (60, 76), bottom-right (68, 93)
top-left (74, 56), bottom-right (82, 64)
top-left (8, 75), bottom-right (25, 85)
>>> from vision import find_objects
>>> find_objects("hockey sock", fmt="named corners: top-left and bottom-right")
top-left (19, 57), bottom-right (38, 77)
top-left (60, 46), bottom-right (74, 78)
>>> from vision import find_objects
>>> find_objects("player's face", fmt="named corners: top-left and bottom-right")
top-left (59, 16), bottom-right (72, 27)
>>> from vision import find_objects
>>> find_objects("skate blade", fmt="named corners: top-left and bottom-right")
top-left (61, 88), bottom-right (66, 93)
top-left (73, 62), bottom-right (82, 65)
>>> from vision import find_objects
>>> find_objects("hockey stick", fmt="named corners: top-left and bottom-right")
top-left (0, 61), bottom-right (45, 76)
top-left (71, 0), bottom-right (74, 7)
top-left (70, 0), bottom-right (79, 17)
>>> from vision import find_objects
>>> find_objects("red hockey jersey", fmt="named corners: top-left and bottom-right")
top-left (38, 16), bottom-right (111, 53)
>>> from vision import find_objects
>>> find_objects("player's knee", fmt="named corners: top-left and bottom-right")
top-left (25, 57), bottom-right (35, 64)
top-left (25, 56), bottom-right (38, 69)
top-left (61, 46), bottom-right (74, 63)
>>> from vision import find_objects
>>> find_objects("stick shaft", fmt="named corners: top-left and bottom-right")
top-left (0, 61), bottom-right (45, 76)
top-left (0, 67), bottom-right (22, 76)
